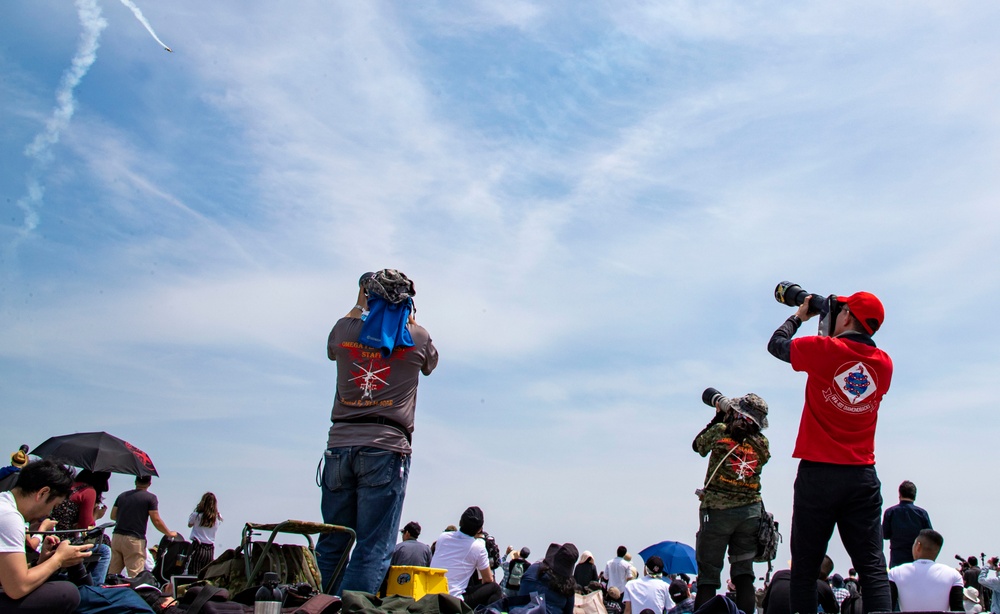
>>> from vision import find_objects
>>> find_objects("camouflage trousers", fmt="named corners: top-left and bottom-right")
top-left (695, 501), bottom-right (761, 588)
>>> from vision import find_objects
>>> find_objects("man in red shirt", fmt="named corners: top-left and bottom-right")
top-left (768, 291), bottom-right (893, 614)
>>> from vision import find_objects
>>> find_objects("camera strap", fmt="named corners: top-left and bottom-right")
top-left (704, 445), bottom-right (738, 489)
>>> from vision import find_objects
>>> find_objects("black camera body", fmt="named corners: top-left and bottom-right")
top-left (774, 281), bottom-right (843, 336)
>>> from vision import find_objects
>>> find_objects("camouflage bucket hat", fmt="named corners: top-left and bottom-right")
top-left (734, 393), bottom-right (768, 430)
top-left (361, 269), bottom-right (416, 304)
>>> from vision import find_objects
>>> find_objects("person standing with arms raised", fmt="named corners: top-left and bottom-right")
top-left (768, 290), bottom-right (893, 614)
top-left (316, 269), bottom-right (438, 594)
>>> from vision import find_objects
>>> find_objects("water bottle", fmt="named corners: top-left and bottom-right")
top-left (254, 571), bottom-right (284, 614)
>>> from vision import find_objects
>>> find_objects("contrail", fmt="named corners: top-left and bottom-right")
top-left (13, 0), bottom-right (107, 238)
top-left (117, 0), bottom-right (172, 52)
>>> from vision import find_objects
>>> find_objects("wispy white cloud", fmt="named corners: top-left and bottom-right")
top-left (10, 0), bottom-right (106, 238)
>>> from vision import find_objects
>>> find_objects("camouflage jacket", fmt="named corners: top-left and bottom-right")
top-left (694, 422), bottom-right (769, 510)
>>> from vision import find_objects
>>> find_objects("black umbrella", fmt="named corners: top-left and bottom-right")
top-left (33, 431), bottom-right (158, 477)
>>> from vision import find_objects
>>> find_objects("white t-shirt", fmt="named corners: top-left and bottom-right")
top-left (188, 512), bottom-right (220, 545)
top-left (888, 558), bottom-right (963, 611)
top-left (605, 557), bottom-right (631, 593)
top-left (430, 531), bottom-right (488, 598)
top-left (0, 491), bottom-right (26, 555)
top-left (624, 575), bottom-right (671, 614)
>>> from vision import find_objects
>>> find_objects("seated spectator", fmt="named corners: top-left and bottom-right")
top-left (48, 469), bottom-right (113, 585)
top-left (0, 459), bottom-right (93, 614)
top-left (502, 546), bottom-right (531, 598)
top-left (0, 448), bottom-right (29, 492)
top-left (605, 586), bottom-right (625, 614)
top-left (391, 521), bottom-right (431, 568)
top-left (430, 506), bottom-right (502, 608)
top-left (668, 578), bottom-right (695, 614)
top-left (519, 543), bottom-right (579, 614)
top-left (624, 553), bottom-right (638, 581)
top-left (830, 573), bottom-right (850, 608)
top-left (574, 551), bottom-right (598, 591)
top-left (763, 558), bottom-right (839, 614)
top-left (887, 529), bottom-right (963, 612)
top-left (623, 556), bottom-right (670, 614)
top-left (844, 569), bottom-right (860, 594)
top-left (963, 586), bottom-right (983, 614)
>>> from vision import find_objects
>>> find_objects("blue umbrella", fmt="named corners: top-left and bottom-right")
top-left (638, 540), bottom-right (698, 575)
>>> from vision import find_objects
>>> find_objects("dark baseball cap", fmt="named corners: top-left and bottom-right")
top-left (645, 555), bottom-right (664, 575)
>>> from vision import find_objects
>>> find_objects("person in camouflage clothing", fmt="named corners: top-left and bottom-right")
top-left (692, 391), bottom-right (770, 614)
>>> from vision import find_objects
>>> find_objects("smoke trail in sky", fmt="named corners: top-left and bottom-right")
top-left (12, 0), bottom-right (107, 238)
top-left (117, 0), bottom-right (172, 51)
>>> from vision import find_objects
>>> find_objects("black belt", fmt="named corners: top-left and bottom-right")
top-left (335, 416), bottom-right (412, 445)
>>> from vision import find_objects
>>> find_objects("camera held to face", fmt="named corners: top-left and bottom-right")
top-left (774, 281), bottom-right (843, 336)
top-left (702, 387), bottom-right (729, 411)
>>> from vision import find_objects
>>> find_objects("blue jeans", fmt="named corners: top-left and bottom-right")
top-left (88, 543), bottom-right (112, 585)
top-left (316, 446), bottom-right (409, 595)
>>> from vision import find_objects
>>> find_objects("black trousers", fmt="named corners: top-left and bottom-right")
top-left (465, 581), bottom-right (503, 609)
top-left (790, 461), bottom-right (890, 614)
top-left (0, 581), bottom-right (80, 614)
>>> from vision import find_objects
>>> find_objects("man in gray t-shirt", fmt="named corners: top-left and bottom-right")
top-left (109, 476), bottom-right (176, 577)
top-left (391, 521), bottom-right (432, 567)
top-left (316, 270), bottom-right (438, 594)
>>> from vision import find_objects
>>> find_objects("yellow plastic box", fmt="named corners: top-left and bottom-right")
top-left (386, 565), bottom-right (449, 599)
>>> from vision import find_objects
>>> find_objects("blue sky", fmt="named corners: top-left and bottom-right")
top-left (3, 0), bottom-right (1000, 581)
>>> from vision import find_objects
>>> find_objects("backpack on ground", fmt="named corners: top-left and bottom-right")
top-left (154, 534), bottom-right (193, 584)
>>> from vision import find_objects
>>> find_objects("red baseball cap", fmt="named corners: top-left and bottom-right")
top-left (838, 291), bottom-right (884, 335)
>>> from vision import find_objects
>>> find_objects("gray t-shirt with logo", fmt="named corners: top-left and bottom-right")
top-left (326, 317), bottom-right (438, 454)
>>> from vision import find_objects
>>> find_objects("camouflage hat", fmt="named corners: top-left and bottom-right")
top-left (733, 393), bottom-right (768, 430)
top-left (361, 269), bottom-right (416, 305)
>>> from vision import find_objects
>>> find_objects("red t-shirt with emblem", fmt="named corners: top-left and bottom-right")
top-left (790, 334), bottom-right (893, 465)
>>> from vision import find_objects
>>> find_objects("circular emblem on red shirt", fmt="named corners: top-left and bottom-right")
top-left (831, 361), bottom-right (878, 411)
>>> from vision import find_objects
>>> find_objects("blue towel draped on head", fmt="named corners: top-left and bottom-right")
top-left (359, 296), bottom-right (414, 357)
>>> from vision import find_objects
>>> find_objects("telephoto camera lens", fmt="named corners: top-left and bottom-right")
top-left (358, 272), bottom-right (375, 287)
top-left (774, 281), bottom-right (809, 307)
top-left (774, 281), bottom-right (828, 316)
top-left (702, 387), bottom-right (725, 408)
